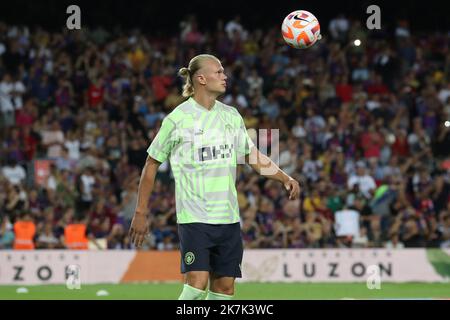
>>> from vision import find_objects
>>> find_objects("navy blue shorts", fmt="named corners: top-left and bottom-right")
top-left (178, 222), bottom-right (243, 278)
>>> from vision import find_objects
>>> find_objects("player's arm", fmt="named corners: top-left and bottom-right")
top-left (129, 155), bottom-right (161, 248)
top-left (245, 146), bottom-right (301, 200)
top-left (129, 116), bottom-right (177, 248)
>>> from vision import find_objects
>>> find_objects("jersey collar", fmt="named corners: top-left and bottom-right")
top-left (189, 97), bottom-right (217, 112)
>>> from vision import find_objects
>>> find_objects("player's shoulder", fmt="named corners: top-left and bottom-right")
top-left (164, 98), bottom-right (194, 124)
top-left (216, 100), bottom-right (243, 119)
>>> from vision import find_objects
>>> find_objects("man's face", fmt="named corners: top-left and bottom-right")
top-left (356, 166), bottom-right (365, 176)
top-left (196, 59), bottom-right (228, 96)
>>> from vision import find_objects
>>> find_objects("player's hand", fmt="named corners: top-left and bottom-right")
top-left (284, 178), bottom-right (300, 200)
top-left (129, 212), bottom-right (149, 248)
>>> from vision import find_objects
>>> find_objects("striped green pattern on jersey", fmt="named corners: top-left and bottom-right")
top-left (147, 97), bottom-right (254, 224)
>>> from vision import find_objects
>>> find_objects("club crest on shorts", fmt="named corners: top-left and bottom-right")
top-left (184, 252), bottom-right (195, 265)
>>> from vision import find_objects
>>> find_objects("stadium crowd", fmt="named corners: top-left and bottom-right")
top-left (0, 15), bottom-right (449, 250)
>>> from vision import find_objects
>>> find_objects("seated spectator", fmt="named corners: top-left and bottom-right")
top-left (259, 92), bottom-right (280, 120)
top-left (0, 73), bottom-right (16, 127)
top-left (41, 120), bottom-right (65, 159)
top-left (107, 224), bottom-right (131, 249)
top-left (1, 158), bottom-right (26, 186)
top-left (77, 166), bottom-right (96, 213)
top-left (353, 227), bottom-right (369, 248)
top-left (347, 161), bottom-right (376, 200)
top-left (398, 208), bottom-right (427, 247)
top-left (384, 232), bottom-right (405, 249)
top-left (36, 222), bottom-right (60, 249)
top-left (0, 216), bottom-right (15, 249)
top-left (438, 212), bottom-right (450, 248)
top-left (151, 215), bottom-right (177, 250)
top-left (303, 211), bottom-right (323, 248)
top-left (241, 218), bottom-right (261, 248)
top-left (2, 183), bottom-right (28, 221)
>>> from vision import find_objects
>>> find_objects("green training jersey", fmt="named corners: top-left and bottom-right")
top-left (147, 97), bottom-right (254, 224)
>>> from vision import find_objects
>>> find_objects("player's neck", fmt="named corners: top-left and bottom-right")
top-left (192, 93), bottom-right (217, 111)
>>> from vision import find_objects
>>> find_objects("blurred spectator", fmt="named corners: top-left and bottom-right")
top-left (41, 120), bottom-right (65, 159)
top-left (10, 74), bottom-right (26, 109)
top-left (334, 205), bottom-right (360, 247)
top-left (78, 166), bottom-right (96, 213)
top-left (384, 232), bottom-right (405, 249)
top-left (352, 226), bottom-right (369, 248)
top-left (223, 85), bottom-right (249, 108)
top-left (88, 198), bottom-right (117, 236)
top-left (55, 147), bottom-right (76, 171)
top-left (1, 158), bottom-right (26, 185)
top-left (328, 14), bottom-right (350, 44)
top-left (225, 15), bottom-right (247, 41)
top-left (64, 129), bottom-right (81, 160)
top-left (36, 222), bottom-right (60, 249)
top-left (107, 224), bottom-right (131, 249)
top-left (259, 92), bottom-right (280, 119)
top-left (241, 216), bottom-right (262, 248)
top-left (246, 68), bottom-right (263, 98)
top-left (63, 215), bottom-right (89, 250)
top-left (347, 161), bottom-right (376, 200)
top-left (0, 216), bottom-right (14, 249)
top-left (303, 211), bottom-right (323, 248)
top-left (278, 139), bottom-right (297, 176)
top-left (13, 212), bottom-right (36, 250)
top-left (87, 77), bottom-right (104, 108)
top-left (151, 215), bottom-right (177, 250)
top-left (438, 212), bottom-right (450, 248)
top-left (180, 16), bottom-right (204, 46)
top-left (0, 73), bottom-right (16, 127)
top-left (2, 183), bottom-right (28, 221)
top-left (119, 177), bottom-right (139, 229)
top-left (22, 126), bottom-right (40, 161)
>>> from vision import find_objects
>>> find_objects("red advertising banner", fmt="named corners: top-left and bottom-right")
top-left (33, 160), bottom-right (53, 186)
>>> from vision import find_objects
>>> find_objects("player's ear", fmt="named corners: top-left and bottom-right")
top-left (196, 74), bottom-right (207, 85)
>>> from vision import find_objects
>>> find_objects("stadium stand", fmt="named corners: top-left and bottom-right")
top-left (0, 15), bottom-right (449, 251)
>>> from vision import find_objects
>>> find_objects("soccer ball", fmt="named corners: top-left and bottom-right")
top-left (281, 10), bottom-right (321, 49)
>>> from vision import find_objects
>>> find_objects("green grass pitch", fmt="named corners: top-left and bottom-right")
top-left (0, 282), bottom-right (449, 300)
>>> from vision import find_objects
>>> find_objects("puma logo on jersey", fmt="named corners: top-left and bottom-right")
top-left (194, 129), bottom-right (203, 136)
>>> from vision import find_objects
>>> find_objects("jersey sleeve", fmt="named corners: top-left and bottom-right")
top-left (236, 112), bottom-right (255, 157)
top-left (147, 117), bottom-right (178, 163)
